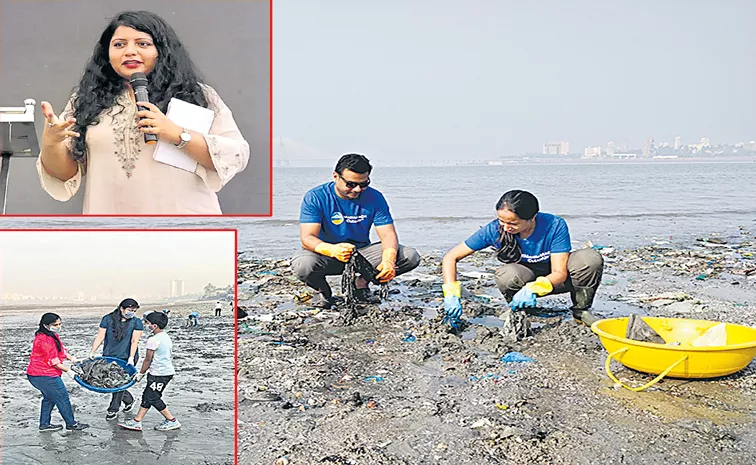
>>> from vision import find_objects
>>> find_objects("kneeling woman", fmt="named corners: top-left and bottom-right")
top-left (441, 190), bottom-right (604, 327)
top-left (26, 313), bottom-right (89, 432)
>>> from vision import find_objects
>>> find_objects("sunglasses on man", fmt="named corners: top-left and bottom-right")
top-left (339, 174), bottom-right (370, 189)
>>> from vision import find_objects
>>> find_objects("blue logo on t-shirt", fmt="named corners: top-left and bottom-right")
top-left (331, 212), bottom-right (344, 225)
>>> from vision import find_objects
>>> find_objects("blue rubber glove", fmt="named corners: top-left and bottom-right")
top-left (511, 287), bottom-right (537, 310)
top-left (442, 281), bottom-right (463, 328)
top-left (443, 295), bottom-right (463, 328)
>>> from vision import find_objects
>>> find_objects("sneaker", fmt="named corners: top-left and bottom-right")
top-left (311, 292), bottom-right (335, 310)
top-left (66, 422), bottom-right (90, 431)
top-left (39, 424), bottom-right (63, 432)
top-left (354, 288), bottom-right (380, 304)
top-left (122, 401), bottom-right (135, 413)
top-left (572, 309), bottom-right (600, 327)
top-left (106, 411), bottom-right (118, 421)
top-left (118, 419), bottom-right (142, 431)
top-left (154, 418), bottom-right (181, 431)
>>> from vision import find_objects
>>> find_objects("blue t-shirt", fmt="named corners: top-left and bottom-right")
top-left (100, 314), bottom-right (144, 360)
top-left (464, 212), bottom-right (572, 267)
top-left (299, 182), bottom-right (394, 248)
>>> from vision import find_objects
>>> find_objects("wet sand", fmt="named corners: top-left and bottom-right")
top-left (0, 302), bottom-right (234, 465)
top-left (236, 234), bottom-right (756, 464)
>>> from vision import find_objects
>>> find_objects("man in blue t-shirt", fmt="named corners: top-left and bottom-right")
top-left (441, 190), bottom-right (604, 328)
top-left (291, 153), bottom-right (421, 309)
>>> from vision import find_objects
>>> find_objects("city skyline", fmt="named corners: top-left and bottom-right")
top-left (275, 1), bottom-right (756, 165)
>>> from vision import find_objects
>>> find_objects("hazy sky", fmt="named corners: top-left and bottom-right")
top-left (274, 0), bottom-right (756, 162)
top-left (0, 231), bottom-right (235, 299)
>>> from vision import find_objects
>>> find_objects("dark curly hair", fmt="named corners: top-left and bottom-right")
top-left (70, 11), bottom-right (208, 165)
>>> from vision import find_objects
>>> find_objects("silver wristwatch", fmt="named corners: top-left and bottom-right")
top-left (175, 128), bottom-right (191, 149)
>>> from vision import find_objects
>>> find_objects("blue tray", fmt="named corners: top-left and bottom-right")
top-left (73, 356), bottom-right (137, 393)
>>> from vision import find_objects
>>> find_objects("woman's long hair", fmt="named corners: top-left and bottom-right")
top-left (35, 313), bottom-right (62, 352)
top-left (70, 10), bottom-right (208, 165)
top-left (109, 298), bottom-right (139, 341)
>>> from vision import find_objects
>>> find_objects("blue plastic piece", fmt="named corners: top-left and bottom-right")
top-left (73, 356), bottom-right (137, 393)
top-left (401, 333), bottom-right (417, 343)
top-left (500, 352), bottom-right (535, 363)
top-left (363, 375), bottom-right (386, 383)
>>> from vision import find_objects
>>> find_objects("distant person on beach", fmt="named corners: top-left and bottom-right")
top-left (214, 300), bottom-right (222, 316)
top-left (187, 311), bottom-right (199, 326)
top-left (26, 313), bottom-right (90, 432)
top-left (441, 190), bottom-right (604, 328)
top-left (119, 312), bottom-right (180, 431)
top-left (35, 10), bottom-right (249, 214)
top-left (89, 298), bottom-right (143, 421)
top-left (291, 153), bottom-right (421, 308)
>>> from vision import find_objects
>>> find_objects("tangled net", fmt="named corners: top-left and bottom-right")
top-left (339, 251), bottom-right (389, 325)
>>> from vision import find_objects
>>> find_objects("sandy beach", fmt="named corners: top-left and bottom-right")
top-left (0, 301), bottom-right (235, 465)
top-left (236, 232), bottom-right (756, 464)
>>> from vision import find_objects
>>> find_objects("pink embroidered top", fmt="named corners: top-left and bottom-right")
top-left (26, 333), bottom-right (70, 377)
top-left (36, 84), bottom-right (250, 214)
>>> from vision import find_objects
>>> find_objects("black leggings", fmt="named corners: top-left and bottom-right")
top-left (140, 374), bottom-right (173, 411)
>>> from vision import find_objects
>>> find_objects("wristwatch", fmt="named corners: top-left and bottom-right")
top-left (175, 128), bottom-right (191, 149)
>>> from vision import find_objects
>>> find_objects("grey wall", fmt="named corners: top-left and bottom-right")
top-left (0, 0), bottom-right (270, 215)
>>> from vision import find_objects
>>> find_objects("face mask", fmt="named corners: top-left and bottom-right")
top-left (145, 324), bottom-right (156, 334)
top-left (47, 325), bottom-right (60, 333)
top-left (124, 311), bottom-right (136, 319)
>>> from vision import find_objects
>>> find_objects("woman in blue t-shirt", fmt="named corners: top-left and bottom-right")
top-left (441, 190), bottom-right (604, 328)
top-left (88, 298), bottom-right (144, 421)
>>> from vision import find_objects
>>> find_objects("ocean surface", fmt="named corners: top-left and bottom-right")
top-left (3, 161), bottom-right (755, 259)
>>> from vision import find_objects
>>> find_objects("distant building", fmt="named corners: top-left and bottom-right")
top-left (169, 279), bottom-right (184, 298)
top-left (673, 135), bottom-right (682, 150)
top-left (542, 141), bottom-right (570, 155)
top-left (642, 137), bottom-right (654, 158)
top-left (582, 147), bottom-right (602, 158)
top-left (701, 137), bottom-right (711, 147)
top-left (606, 141), bottom-right (615, 156)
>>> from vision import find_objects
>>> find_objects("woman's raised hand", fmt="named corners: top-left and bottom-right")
top-left (40, 101), bottom-right (80, 145)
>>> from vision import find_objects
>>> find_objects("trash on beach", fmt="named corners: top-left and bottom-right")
top-left (501, 352), bottom-right (534, 363)
top-left (497, 310), bottom-right (530, 343)
top-left (469, 373), bottom-right (500, 382)
top-left (626, 314), bottom-right (666, 344)
top-left (692, 323), bottom-right (727, 347)
top-left (363, 375), bottom-right (386, 383)
top-left (401, 333), bottom-right (417, 343)
top-left (340, 251), bottom-right (389, 324)
top-left (73, 358), bottom-right (132, 389)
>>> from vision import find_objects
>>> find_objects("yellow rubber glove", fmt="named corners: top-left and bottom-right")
top-left (314, 242), bottom-right (355, 262)
top-left (524, 276), bottom-right (554, 296)
top-left (375, 248), bottom-right (398, 282)
top-left (442, 281), bottom-right (462, 298)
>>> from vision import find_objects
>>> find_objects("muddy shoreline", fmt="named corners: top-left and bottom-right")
top-left (0, 302), bottom-right (234, 465)
top-left (237, 231), bottom-right (756, 464)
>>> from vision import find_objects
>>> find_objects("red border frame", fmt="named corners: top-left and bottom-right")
top-left (2, 0), bottom-right (274, 219)
top-left (0, 228), bottom-right (240, 464)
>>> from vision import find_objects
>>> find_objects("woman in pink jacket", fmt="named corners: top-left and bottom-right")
top-left (26, 313), bottom-right (89, 432)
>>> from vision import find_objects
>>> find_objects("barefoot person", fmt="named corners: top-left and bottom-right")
top-left (441, 190), bottom-right (604, 328)
top-left (36, 10), bottom-right (249, 214)
top-left (119, 312), bottom-right (180, 431)
top-left (291, 153), bottom-right (421, 308)
top-left (26, 313), bottom-right (90, 432)
top-left (89, 298), bottom-right (143, 421)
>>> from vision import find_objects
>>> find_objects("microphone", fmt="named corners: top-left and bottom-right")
top-left (129, 72), bottom-right (157, 145)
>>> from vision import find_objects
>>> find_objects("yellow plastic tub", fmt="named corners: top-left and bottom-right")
top-left (591, 317), bottom-right (756, 391)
